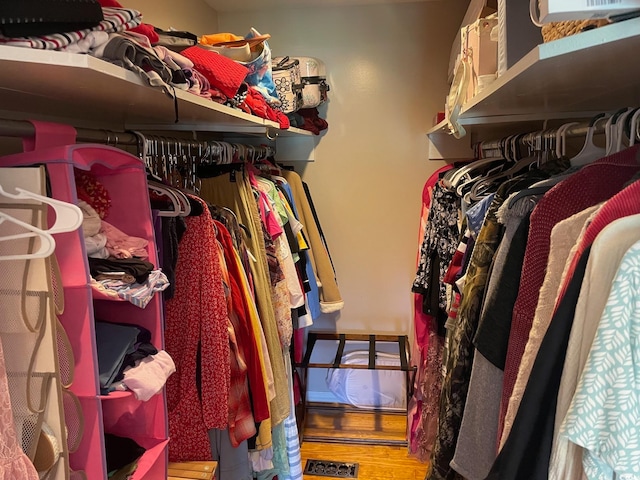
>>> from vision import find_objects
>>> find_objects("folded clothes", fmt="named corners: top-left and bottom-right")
top-left (186, 68), bottom-right (213, 99)
top-left (181, 45), bottom-right (248, 99)
top-left (63, 30), bottom-right (109, 54)
top-left (93, 33), bottom-right (173, 90)
top-left (153, 45), bottom-right (193, 70)
top-left (95, 321), bottom-right (141, 393)
top-left (79, 200), bottom-right (102, 237)
top-left (85, 233), bottom-right (109, 259)
top-left (123, 350), bottom-right (176, 401)
top-left (100, 220), bottom-right (148, 259)
top-left (118, 325), bottom-right (157, 377)
top-left (88, 257), bottom-right (154, 283)
top-left (94, 269), bottom-right (169, 309)
top-left (95, 272), bottom-right (135, 284)
top-left (96, 0), bottom-right (159, 44)
top-left (0, 7), bottom-right (141, 50)
top-left (90, 278), bottom-right (119, 299)
top-left (240, 86), bottom-right (290, 129)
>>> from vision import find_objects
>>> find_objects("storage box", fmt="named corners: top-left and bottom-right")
top-left (463, 16), bottom-right (499, 101)
top-left (539, 0), bottom-right (640, 23)
top-left (448, 0), bottom-right (498, 82)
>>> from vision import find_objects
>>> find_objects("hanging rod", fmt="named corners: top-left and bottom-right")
top-left (0, 119), bottom-right (277, 157)
top-left (477, 120), bottom-right (608, 151)
top-left (476, 110), bottom-right (636, 150)
top-left (0, 118), bottom-right (142, 146)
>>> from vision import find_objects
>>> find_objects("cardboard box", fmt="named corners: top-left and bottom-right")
top-left (539, 0), bottom-right (640, 23)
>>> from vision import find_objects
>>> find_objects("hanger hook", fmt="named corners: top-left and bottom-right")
top-left (265, 128), bottom-right (277, 141)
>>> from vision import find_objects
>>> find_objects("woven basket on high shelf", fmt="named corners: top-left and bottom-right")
top-left (541, 19), bottom-right (610, 42)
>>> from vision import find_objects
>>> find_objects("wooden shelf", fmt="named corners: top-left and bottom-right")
top-left (427, 18), bottom-right (640, 159)
top-left (0, 45), bottom-right (308, 138)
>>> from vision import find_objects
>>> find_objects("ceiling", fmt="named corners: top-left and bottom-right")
top-left (205, 0), bottom-right (436, 13)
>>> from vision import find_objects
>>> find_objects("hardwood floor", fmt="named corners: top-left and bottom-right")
top-left (299, 404), bottom-right (429, 479)
top-left (169, 407), bottom-right (430, 479)
top-left (300, 442), bottom-right (429, 480)
top-left (302, 405), bottom-right (408, 445)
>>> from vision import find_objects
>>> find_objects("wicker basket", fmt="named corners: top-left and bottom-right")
top-left (541, 19), bottom-right (610, 42)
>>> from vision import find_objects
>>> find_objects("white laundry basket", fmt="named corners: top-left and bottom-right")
top-left (325, 350), bottom-right (407, 410)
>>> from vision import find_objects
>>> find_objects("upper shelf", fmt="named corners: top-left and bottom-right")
top-left (427, 17), bottom-right (640, 158)
top-left (0, 44), bottom-right (312, 137)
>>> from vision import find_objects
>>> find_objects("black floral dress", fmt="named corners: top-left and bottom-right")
top-left (412, 182), bottom-right (461, 335)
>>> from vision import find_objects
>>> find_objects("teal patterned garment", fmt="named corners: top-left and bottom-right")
top-left (561, 240), bottom-right (640, 480)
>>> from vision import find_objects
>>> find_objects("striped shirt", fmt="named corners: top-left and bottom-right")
top-left (0, 7), bottom-right (141, 50)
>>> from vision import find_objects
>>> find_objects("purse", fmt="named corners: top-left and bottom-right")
top-left (272, 56), bottom-right (303, 113)
top-left (291, 56), bottom-right (329, 109)
top-left (0, 0), bottom-right (104, 37)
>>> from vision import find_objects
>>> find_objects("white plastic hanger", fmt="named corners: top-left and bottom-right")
top-left (0, 185), bottom-right (82, 234)
top-left (605, 107), bottom-right (632, 156)
top-left (612, 108), bottom-right (635, 153)
top-left (0, 211), bottom-right (56, 260)
top-left (446, 156), bottom-right (506, 193)
top-left (173, 188), bottom-right (191, 216)
top-left (555, 122), bottom-right (580, 159)
top-left (628, 107), bottom-right (640, 147)
top-left (569, 113), bottom-right (610, 167)
top-left (148, 180), bottom-right (184, 217)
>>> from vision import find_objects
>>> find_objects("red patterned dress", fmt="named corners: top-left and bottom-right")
top-left (165, 196), bottom-right (230, 461)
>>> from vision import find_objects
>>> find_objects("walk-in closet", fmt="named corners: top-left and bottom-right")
top-left (0, 0), bottom-right (639, 479)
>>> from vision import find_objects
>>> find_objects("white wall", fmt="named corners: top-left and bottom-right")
top-left (220, 2), bottom-right (465, 334)
top-left (219, 1), bottom-right (467, 398)
top-left (126, 0), bottom-right (219, 35)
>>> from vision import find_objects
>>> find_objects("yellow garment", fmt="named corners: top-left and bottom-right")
top-left (199, 171), bottom-right (290, 426)
top-left (278, 188), bottom-right (309, 251)
top-left (281, 170), bottom-right (344, 313)
top-left (234, 249), bottom-right (274, 450)
top-left (234, 250), bottom-right (275, 400)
